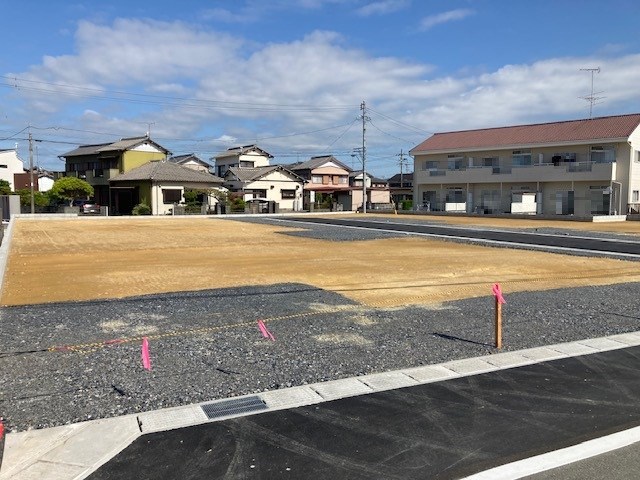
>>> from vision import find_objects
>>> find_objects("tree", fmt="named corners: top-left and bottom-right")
top-left (15, 189), bottom-right (49, 207)
top-left (0, 179), bottom-right (11, 195)
top-left (50, 177), bottom-right (94, 206)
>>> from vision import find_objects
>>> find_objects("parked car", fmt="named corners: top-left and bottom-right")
top-left (73, 199), bottom-right (100, 214)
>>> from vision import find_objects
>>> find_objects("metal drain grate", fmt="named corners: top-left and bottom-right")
top-left (201, 395), bottom-right (267, 420)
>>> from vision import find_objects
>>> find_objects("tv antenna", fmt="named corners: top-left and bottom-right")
top-left (579, 67), bottom-right (605, 118)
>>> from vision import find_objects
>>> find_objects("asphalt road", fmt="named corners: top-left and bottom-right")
top-left (89, 346), bottom-right (640, 479)
top-left (278, 217), bottom-right (640, 259)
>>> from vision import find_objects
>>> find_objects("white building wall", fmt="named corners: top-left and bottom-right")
top-left (0, 150), bottom-right (25, 190)
top-left (38, 176), bottom-right (54, 192)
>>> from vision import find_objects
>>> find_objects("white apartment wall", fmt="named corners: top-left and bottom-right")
top-left (0, 150), bottom-right (25, 190)
top-left (627, 126), bottom-right (640, 208)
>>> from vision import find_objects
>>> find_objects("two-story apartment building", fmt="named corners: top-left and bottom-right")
top-left (60, 136), bottom-right (170, 206)
top-left (410, 114), bottom-right (640, 216)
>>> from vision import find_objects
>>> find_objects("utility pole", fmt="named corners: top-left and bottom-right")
top-left (396, 149), bottom-right (408, 206)
top-left (28, 127), bottom-right (35, 214)
top-left (579, 67), bottom-right (604, 118)
top-left (396, 149), bottom-right (408, 188)
top-left (360, 101), bottom-right (368, 213)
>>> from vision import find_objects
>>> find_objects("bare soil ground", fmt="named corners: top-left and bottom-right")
top-left (4, 215), bottom-right (640, 307)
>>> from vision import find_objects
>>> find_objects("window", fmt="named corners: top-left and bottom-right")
top-left (447, 155), bottom-right (464, 171)
top-left (312, 175), bottom-right (322, 184)
top-left (332, 175), bottom-right (340, 184)
top-left (446, 188), bottom-right (465, 203)
top-left (590, 145), bottom-right (615, 163)
top-left (512, 150), bottom-right (532, 167)
top-left (423, 160), bottom-right (438, 170)
top-left (162, 189), bottom-right (182, 204)
top-left (281, 189), bottom-right (296, 199)
top-left (633, 190), bottom-right (639, 202)
top-left (0, 164), bottom-right (7, 169)
top-left (240, 161), bottom-right (254, 168)
top-left (338, 176), bottom-right (348, 184)
top-left (322, 175), bottom-right (330, 184)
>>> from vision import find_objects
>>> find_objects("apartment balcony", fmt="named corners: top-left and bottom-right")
top-left (415, 161), bottom-right (615, 185)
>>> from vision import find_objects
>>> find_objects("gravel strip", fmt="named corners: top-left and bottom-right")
top-left (1, 282), bottom-right (640, 432)
top-left (233, 217), bottom-right (640, 260)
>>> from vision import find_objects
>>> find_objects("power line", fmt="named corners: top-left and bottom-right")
top-left (0, 126), bottom-right (30, 141)
top-left (1, 75), bottom-right (356, 112)
top-left (367, 107), bottom-right (433, 136)
top-left (368, 118), bottom-right (416, 144)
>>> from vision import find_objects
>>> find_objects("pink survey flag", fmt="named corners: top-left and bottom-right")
top-left (141, 337), bottom-right (152, 371)
top-left (257, 320), bottom-right (275, 341)
top-left (492, 283), bottom-right (506, 305)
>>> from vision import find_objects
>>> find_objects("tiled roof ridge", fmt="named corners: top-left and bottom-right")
top-left (432, 112), bottom-right (640, 136)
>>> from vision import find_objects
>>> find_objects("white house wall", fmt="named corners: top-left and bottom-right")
top-left (131, 143), bottom-right (164, 154)
top-left (38, 176), bottom-right (54, 192)
top-left (0, 150), bottom-right (25, 190)
top-left (152, 184), bottom-right (183, 215)
top-left (243, 177), bottom-right (302, 210)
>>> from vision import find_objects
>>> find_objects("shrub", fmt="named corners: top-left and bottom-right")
top-left (132, 203), bottom-right (151, 215)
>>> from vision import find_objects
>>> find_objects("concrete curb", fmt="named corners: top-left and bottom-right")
top-left (0, 217), bottom-right (15, 294)
top-left (2, 330), bottom-right (639, 479)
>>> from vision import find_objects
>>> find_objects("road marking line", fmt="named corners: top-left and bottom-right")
top-left (462, 425), bottom-right (640, 479)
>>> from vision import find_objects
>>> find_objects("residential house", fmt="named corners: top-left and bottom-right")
top-left (212, 145), bottom-right (273, 178)
top-left (109, 160), bottom-right (224, 215)
top-left (346, 170), bottom-right (391, 210)
top-left (168, 154), bottom-right (212, 173)
top-left (289, 155), bottom-right (351, 210)
top-left (388, 172), bottom-right (413, 206)
top-left (223, 165), bottom-right (305, 211)
top-left (410, 113), bottom-right (640, 216)
top-left (14, 169), bottom-right (57, 192)
top-left (60, 136), bottom-right (170, 207)
top-left (0, 149), bottom-right (26, 191)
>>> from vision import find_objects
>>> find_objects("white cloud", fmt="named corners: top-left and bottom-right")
top-left (22, 19), bottom-right (242, 88)
top-left (201, 8), bottom-right (252, 23)
top-left (6, 16), bottom-right (640, 177)
top-left (419, 8), bottom-right (475, 31)
top-left (356, 0), bottom-right (410, 16)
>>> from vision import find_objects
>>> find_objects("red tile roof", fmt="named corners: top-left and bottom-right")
top-left (410, 113), bottom-right (640, 154)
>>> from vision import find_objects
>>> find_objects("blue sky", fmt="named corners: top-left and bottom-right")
top-left (1, 0), bottom-right (640, 177)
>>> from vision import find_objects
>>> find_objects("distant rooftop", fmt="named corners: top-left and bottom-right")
top-left (410, 113), bottom-right (640, 153)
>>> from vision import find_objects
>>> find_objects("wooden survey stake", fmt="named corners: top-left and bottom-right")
top-left (492, 283), bottom-right (506, 349)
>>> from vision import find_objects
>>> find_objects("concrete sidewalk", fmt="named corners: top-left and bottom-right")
top-left (2, 331), bottom-right (640, 479)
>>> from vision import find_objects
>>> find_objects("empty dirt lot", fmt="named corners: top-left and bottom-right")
top-left (4, 214), bottom-right (640, 307)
